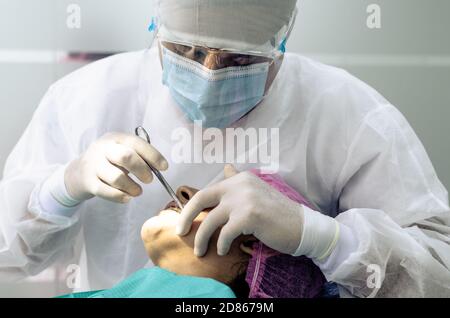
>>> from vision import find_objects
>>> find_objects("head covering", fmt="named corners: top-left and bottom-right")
top-left (156, 0), bottom-right (298, 54)
top-left (246, 170), bottom-right (326, 298)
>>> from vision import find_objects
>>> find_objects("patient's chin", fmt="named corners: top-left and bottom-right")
top-left (141, 211), bottom-right (183, 260)
top-left (141, 221), bottom-right (165, 264)
top-left (142, 210), bottom-right (179, 234)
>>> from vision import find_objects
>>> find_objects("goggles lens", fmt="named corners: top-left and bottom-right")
top-left (161, 40), bottom-right (274, 69)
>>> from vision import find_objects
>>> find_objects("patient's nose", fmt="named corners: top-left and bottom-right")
top-left (176, 186), bottom-right (198, 205)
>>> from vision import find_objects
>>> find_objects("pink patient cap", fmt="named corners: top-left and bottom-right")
top-left (245, 169), bottom-right (326, 298)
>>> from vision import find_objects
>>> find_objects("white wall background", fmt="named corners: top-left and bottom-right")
top-left (0, 0), bottom-right (449, 297)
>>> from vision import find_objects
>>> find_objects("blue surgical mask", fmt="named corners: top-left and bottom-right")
top-left (161, 48), bottom-right (270, 128)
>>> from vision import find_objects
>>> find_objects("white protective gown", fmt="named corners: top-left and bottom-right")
top-left (0, 48), bottom-right (449, 297)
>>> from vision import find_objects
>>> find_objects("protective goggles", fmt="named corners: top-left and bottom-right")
top-left (159, 39), bottom-right (275, 69)
top-left (148, 2), bottom-right (298, 60)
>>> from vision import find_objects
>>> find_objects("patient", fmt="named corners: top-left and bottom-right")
top-left (60, 170), bottom-right (328, 298)
top-left (141, 185), bottom-right (254, 297)
top-left (60, 185), bottom-right (254, 298)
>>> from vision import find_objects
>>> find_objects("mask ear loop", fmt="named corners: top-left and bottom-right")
top-left (148, 16), bottom-right (158, 33)
top-left (148, 17), bottom-right (160, 45)
top-left (276, 6), bottom-right (299, 54)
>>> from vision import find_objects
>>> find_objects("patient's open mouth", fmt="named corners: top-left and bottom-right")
top-left (164, 200), bottom-right (181, 212)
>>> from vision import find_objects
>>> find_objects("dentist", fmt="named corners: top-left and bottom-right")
top-left (0, 0), bottom-right (449, 297)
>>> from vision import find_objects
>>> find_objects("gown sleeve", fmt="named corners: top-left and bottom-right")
top-left (323, 104), bottom-right (450, 297)
top-left (0, 85), bottom-right (82, 281)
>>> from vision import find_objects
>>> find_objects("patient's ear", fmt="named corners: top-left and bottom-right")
top-left (239, 237), bottom-right (258, 255)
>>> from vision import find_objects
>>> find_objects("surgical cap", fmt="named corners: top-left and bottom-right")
top-left (155, 0), bottom-right (298, 54)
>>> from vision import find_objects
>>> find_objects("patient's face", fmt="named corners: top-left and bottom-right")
top-left (141, 186), bottom-right (252, 285)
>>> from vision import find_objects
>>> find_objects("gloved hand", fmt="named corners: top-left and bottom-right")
top-left (65, 132), bottom-right (168, 203)
top-left (176, 164), bottom-right (303, 256)
top-left (176, 165), bottom-right (340, 260)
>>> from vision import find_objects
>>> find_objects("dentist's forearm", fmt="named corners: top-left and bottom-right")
top-left (38, 164), bottom-right (82, 218)
top-left (291, 205), bottom-right (359, 275)
top-left (314, 221), bottom-right (359, 276)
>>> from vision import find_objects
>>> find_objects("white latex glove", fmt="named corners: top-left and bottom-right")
top-left (176, 165), bottom-right (298, 256)
top-left (177, 165), bottom-right (340, 259)
top-left (65, 132), bottom-right (168, 203)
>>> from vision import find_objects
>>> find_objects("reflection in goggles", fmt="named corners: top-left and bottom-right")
top-left (161, 41), bottom-right (273, 70)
